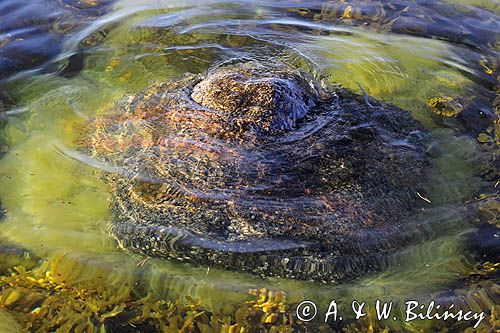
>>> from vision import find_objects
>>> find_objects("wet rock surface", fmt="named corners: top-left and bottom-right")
top-left (0, 0), bottom-right (113, 79)
top-left (292, 0), bottom-right (500, 50)
top-left (79, 62), bottom-right (431, 282)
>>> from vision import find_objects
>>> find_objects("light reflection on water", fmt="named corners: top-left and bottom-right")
top-left (0, 0), bottom-right (498, 330)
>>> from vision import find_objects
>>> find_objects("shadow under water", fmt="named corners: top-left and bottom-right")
top-left (0, 0), bottom-right (498, 331)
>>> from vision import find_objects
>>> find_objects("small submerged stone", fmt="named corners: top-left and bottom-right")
top-left (427, 94), bottom-right (464, 118)
top-left (79, 61), bottom-right (430, 283)
top-left (0, 242), bottom-right (39, 274)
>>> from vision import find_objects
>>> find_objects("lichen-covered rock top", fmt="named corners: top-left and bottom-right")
top-left (79, 62), bottom-right (430, 283)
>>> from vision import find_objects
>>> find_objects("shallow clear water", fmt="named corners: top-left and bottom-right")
top-left (0, 0), bottom-right (498, 331)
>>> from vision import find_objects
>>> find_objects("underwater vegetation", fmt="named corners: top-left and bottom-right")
top-left (0, 261), bottom-right (499, 332)
top-left (0, 257), bottom-right (294, 332)
top-left (0, 246), bottom-right (498, 332)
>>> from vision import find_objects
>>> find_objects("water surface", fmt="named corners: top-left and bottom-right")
top-left (0, 0), bottom-right (498, 331)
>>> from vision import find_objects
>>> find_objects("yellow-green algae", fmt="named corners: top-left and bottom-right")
top-left (442, 0), bottom-right (500, 13)
top-left (0, 256), bottom-right (293, 332)
top-left (0, 257), bottom-right (498, 332)
top-left (311, 30), bottom-right (477, 128)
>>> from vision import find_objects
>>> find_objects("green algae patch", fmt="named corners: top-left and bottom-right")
top-left (0, 263), bottom-right (294, 332)
top-left (312, 31), bottom-right (475, 128)
top-left (342, 260), bottom-right (500, 332)
top-left (0, 265), bottom-right (209, 332)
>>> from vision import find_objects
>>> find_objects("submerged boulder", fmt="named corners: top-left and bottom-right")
top-left (79, 62), bottom-right (430, 282)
